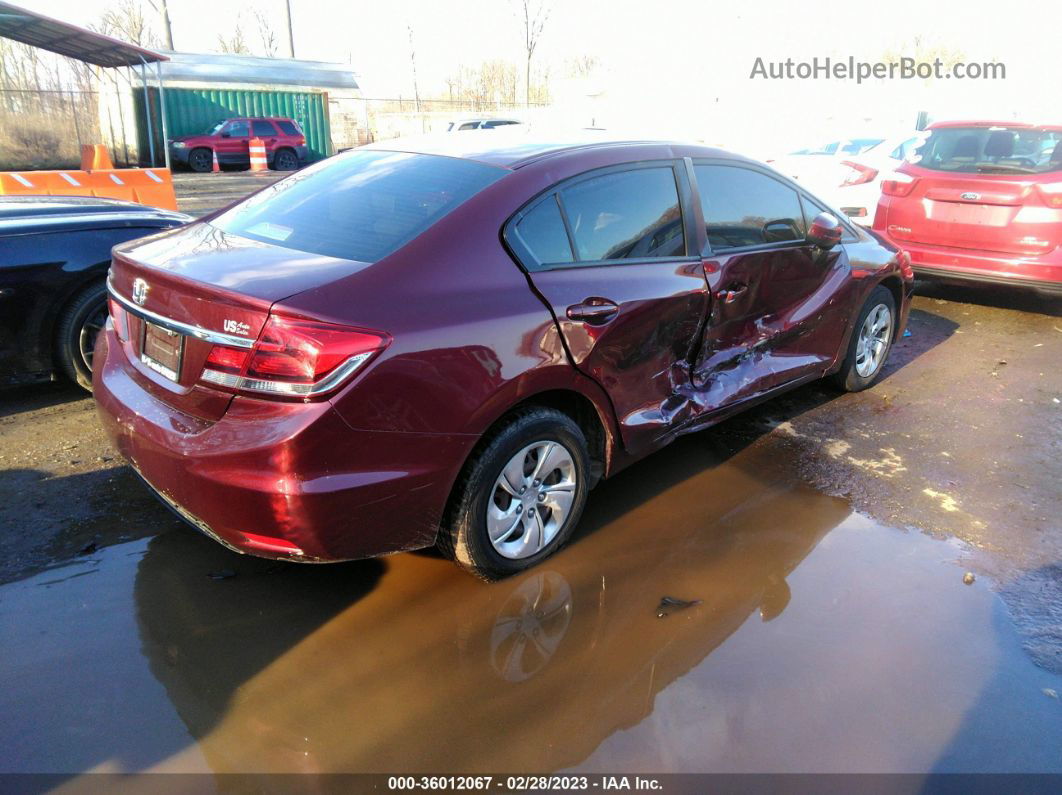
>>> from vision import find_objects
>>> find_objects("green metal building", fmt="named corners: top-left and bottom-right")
top-left (128, 51), bottom-right (364, 168)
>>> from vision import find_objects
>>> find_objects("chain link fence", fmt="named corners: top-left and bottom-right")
top-left (1, 88), bottom-right (547, 170)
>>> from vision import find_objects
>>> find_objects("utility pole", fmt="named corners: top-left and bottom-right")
top-left (284, 0), bottom-right (296, 58)
top-left (145, 0), bottom-right (175, 49)
top-left (159, 0), bottom-right (173, 49)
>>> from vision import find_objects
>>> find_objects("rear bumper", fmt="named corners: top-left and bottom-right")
top-left (887, 239), bottom-right (1062, 293)
top-left (93, 324), bottom-right (474, 562)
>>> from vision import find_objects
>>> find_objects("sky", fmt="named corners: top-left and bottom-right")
top-left (26, 0), bottom-right (1061, 152)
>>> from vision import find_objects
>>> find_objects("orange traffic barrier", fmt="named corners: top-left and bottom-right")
top-left (80, 144), bottom-right (114, 171)
top-left (248, 137), bottom-right (269, 172)
top-left (0, 167), bottom-right (178, 211)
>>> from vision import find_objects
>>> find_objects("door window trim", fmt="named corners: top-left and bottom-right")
top-left (503, 159), bottom-right (700, 273)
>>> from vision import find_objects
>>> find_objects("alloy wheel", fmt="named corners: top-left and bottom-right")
top-left (855, 303), bottom-right (892, 378)
top-left (487, 441), bottom-right (577, 560)
top-left (77, 301), bottom-right (108, 374)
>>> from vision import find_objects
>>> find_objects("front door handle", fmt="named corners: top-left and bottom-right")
top-left (715, 284), bottom-right (748, 303)
top-left (567, 298), bottom-right (619, 325)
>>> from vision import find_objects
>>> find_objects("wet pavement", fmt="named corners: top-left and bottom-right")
top-left (1, 284), bottom-right (1060, 776)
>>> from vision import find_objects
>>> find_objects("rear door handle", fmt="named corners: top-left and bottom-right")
top-left (566, 298), bottom-right (619, 324)
top-left (715, 284), bottom-right (748, 303)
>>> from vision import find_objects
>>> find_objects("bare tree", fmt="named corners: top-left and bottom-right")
top-left (564, 54), bottom-right (599, 78)
top-left (94, 0), bottom-right (160, 48)
top-left (515, 0), bottom-right (550, 106)
top-left (255, 9), bottom-right (279, 57)
top-left (217, 21), bottom-right (251, 55)
top-left (407, 24), bottom-right (421, 112)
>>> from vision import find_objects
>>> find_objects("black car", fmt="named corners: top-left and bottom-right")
top-left (0, 196), bottom-right (189, 390)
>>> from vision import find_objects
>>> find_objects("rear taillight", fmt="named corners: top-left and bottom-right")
top-left (108, 297), bottom-right (129, 342)
top-left (1035, 182), bottom-right (1062, 208)
top-left (840, 160), bottom-right (878, 187)
top-left (896, 249), bottom-right (914, 280)
top-left (200, 315), bottom-right (389, 399)
top-left (881, 175), bottom-right (918, 197)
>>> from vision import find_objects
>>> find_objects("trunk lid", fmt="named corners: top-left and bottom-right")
top-left (109, 222), bottom-right (371, 420)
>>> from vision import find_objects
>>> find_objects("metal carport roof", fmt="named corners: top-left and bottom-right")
top-left (0, 0), bottom-right (167, 68)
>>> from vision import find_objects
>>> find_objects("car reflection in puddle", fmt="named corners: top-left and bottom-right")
top-left (132, 433), bottom-right (848, 773)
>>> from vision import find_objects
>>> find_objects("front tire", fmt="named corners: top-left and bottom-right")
top-left (831, 285), bottom-right (896, 392)
top-left (56, 280), bottom-right (108, 392)
top-left (188, 147), bottom-right (212, 173)
top-left (438, 408), bottom-right (590, 579)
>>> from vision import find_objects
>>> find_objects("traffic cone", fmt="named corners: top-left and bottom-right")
top-left (211, 150), bottom-right (220, 173)
top-left (248, 138), bottom-right (268, 173)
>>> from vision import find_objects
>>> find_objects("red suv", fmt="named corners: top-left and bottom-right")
top-left (95, 137), bottom-right (912, 578)
top-left (874, 121), bottom-right (1062, 295)
top-left (169, 117), bottom-right (308, 172)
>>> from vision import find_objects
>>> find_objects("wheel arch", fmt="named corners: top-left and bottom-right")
top-left (877, 274), bottom-right (905, 341)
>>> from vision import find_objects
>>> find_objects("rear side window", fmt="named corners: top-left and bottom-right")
top-left (694, 164), bottom-right (805, 251)
top-left (559, 167), bottom-right (686, 261)
top-left (276, 120), bottom-right (301, 135)
top-left (912, 126), bottom-right (1062, 174)
top-left (513, 197), bottom-right (574, 267)
top-left (252, 120), bottom-right (277, 137)
top-left (213, 150), bottom-right (505, 263)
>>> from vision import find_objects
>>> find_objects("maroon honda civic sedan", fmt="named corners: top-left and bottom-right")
top-left (95, 135), bottom-right (913, 578)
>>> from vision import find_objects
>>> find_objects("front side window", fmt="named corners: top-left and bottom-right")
top-left (559, 167), bottom-right (686, 261)
top-left (213, 150), bottom-right (505, 262)
top-left (694, 164), bottom-right (805, 251)
top-left (225, 120), bottom-right (250, 138)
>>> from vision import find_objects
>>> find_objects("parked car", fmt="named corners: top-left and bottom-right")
top-left (770, 133), bottom-right (923, 225)
top-left (874, 121), bottom-right (1062, 295)
top-left (169, 117), bottom-right (308, 172)
top-left (95, 137), bottom-right (913, 578)
top-left (447, 118), bottom-right (523, 131)
top-left (0, 196), bottom-right (189, 390)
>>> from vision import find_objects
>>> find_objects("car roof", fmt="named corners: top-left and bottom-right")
top-left (0, 195), bottom-right (184, 219)
top-left (360, 130), bottom-right (737, 169)
top-left (0, 196), bottom-right (189, 235)
top-left (928, 120), bottom-right (1062, 131)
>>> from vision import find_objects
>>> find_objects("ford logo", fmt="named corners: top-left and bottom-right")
top-left (132, 277), bottom-right (150, 306)
top-left (960, 192), bottom-right (981, 201)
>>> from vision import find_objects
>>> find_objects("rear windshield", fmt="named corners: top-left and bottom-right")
top-left (211, 150), bottom-right (505, 262)
top-left (912, 126), bottom-right (1062, 174)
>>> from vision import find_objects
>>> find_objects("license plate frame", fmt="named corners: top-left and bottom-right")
top-left (140, 320), bottom-right (184, 382)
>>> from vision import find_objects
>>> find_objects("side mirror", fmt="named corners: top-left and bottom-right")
top-left (806, 212), bottom-right (843, 250)
top-left (220, 131), bottom-right (231, 138)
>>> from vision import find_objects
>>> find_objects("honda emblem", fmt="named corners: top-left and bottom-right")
top-left (132, 277), bottom-right (150, 306)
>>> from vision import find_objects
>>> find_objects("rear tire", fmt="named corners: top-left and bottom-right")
top-left (438, 408), bottom-right (590, 580)
top-left (272, 148), bottom-right (298, 171)
top-left (56, 280), bottom-right (108, 392)
top-left (830, 285), bottom-right (896, 392)
top-left (188, 147), bottom-right (212, 173)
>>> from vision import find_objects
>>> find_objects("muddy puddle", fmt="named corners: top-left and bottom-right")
top-left (1, 434), bottom-right (1060, 777)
